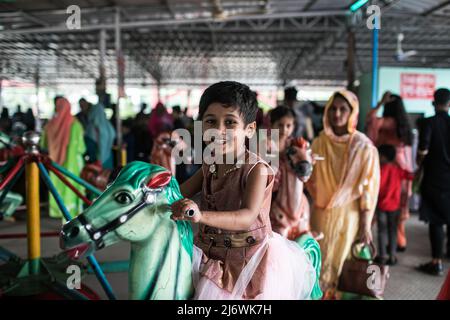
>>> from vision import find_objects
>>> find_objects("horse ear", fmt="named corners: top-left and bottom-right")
top-left (146, 171), bottom-right (172, 189)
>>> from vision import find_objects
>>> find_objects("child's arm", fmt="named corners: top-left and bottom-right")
top-left (172, 163), bottom-right (269, 231)
top-left (179, 167), bottom-right (203, 198)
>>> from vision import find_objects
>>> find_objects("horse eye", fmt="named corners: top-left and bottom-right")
top-left (115, 192), bottom-right (132, 204)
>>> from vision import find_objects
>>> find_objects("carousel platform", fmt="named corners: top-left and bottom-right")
top-left (1, 209), bottom-right (448, 300)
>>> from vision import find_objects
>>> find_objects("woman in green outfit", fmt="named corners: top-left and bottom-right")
top-left (41, 97), bottom-right (86, 220)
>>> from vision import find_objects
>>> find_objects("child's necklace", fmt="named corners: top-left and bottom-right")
top-left (209, 163), bottom-right (241, 178)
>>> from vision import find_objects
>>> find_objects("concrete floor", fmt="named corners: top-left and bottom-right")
top-left (382, 215), bottom-right (449, 300)
top-left (0, 210), bottom-right (448, 300)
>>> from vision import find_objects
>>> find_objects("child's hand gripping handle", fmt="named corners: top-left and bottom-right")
top-left (185, 208), bottom-right (196, 217)
top-left (171, 198), bottom-right (201, 223)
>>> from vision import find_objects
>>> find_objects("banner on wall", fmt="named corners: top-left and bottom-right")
top-left (400, 73), bottom-right (436, 100)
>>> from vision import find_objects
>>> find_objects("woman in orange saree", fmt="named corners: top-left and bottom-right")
top-left (306, 90), bottom-right (380, 298)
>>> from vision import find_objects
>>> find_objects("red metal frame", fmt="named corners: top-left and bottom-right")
top-left (0, 154), bottom-right (92, 241)
top-left (0, 231), bottom-right (59, 239)
top-left (0, 156), bottom-right (25, 190)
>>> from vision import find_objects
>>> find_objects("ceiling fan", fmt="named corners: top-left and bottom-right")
top-left (394, 33), bottom-right (418, 62)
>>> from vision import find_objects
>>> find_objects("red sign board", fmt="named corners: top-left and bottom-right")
top-left (400, 73), bottom-right (436, 99)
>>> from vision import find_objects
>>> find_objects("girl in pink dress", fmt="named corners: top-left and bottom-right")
top-left (171, 82), bottom-right (316, 300)
top-left (267, 106), bottom-right (314, 240)
top-left (148, 102), bottom-right (174, 139)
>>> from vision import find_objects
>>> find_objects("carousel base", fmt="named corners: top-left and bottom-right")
top-left (0, 246), bottom-right (99, 299)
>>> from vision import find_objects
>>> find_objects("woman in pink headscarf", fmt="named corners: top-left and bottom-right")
top-left (41, 97), bottom-right (86, 220)
top-left (148, 102), bottom-right (174, 139)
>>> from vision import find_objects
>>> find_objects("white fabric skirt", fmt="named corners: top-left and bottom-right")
top-left (191, 232), bottom-right (316, 300)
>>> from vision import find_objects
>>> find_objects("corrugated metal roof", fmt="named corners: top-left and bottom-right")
top-left (0, 0), bottom-right (449, 86)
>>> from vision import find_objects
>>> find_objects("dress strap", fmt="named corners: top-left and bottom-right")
top-left (243, 157), bottom-right (275, 190)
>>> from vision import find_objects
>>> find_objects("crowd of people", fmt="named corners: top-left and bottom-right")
top-left (0, 83), bottom-right (449, 300)
top-left (0, 104), bottom-right (36, 139)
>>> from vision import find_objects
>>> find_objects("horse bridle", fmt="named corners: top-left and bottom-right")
top-left (77, 186), bottom-right (163, 250)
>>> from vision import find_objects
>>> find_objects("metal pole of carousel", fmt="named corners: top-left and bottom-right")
top-left (115, 7), bottom-right (126, 167)
top-left (371, 10), bottom-right (379, 108)
top-left (25, 114), bottom-right (41, 277)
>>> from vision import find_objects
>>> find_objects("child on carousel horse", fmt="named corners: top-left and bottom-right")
top-left (170, 81), bottom-right (317, 299)
top-left (266, 106), bottom-right (323, 241)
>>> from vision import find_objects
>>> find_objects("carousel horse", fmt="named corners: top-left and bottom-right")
top-left (60, 161), bottom-right (322, 300)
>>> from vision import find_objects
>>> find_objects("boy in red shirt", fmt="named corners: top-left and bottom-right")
top-left (375, 144), bottom-right (415, 265)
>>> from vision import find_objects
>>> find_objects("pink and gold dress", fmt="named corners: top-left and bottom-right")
top-left (192, 151), bottom-right (316, 300)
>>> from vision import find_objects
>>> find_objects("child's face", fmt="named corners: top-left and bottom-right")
top-left (272, 116), bottom-right (295, 139)
top-left (202, 103), bottom-right (256, 158)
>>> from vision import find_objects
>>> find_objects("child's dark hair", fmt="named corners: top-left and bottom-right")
top-left (378, 144), bottom-right (396, 162)
top-left (269, 106), bottom-right (296, 125)
top-left (198, 81), bottom-right (258, 125)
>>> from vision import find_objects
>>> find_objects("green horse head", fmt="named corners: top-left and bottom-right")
top-left (60, 161), bottom-right (194, 300)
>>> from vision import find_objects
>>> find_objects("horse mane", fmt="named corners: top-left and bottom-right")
top-left (165, 174), bottom-right (194, 258)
